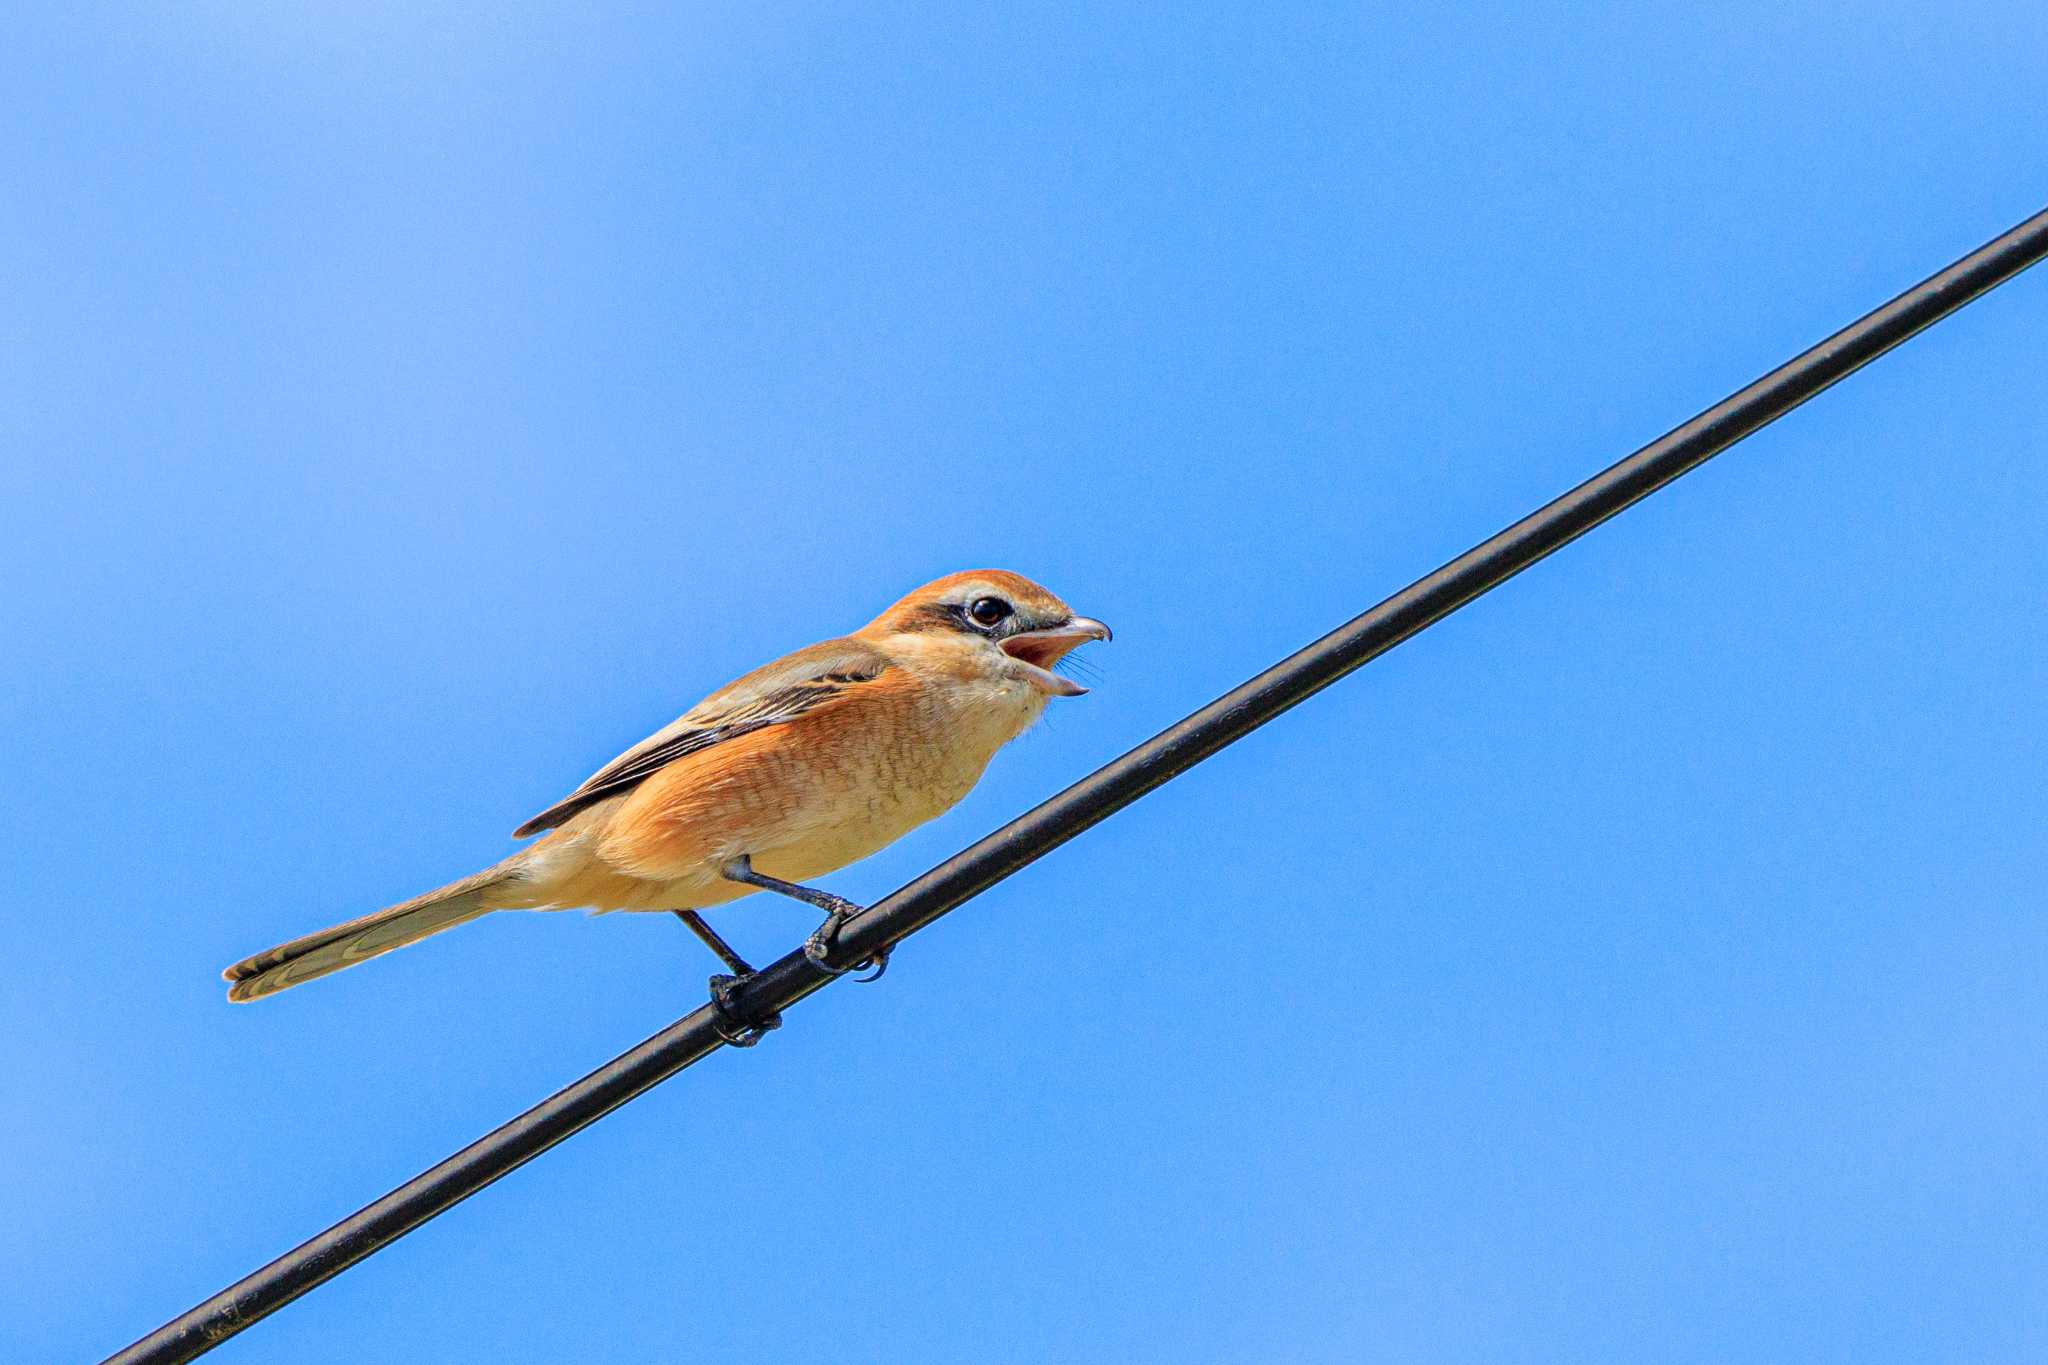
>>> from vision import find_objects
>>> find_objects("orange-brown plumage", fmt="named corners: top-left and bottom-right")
top-left (222, 571), bottom-right (1109, 1001)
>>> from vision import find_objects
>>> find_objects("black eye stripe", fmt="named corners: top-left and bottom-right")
top-left (906, 597), bottom-right (1027, 637)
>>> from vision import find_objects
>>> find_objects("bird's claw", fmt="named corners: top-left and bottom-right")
top-left (707, 972), bottom-right (781, 1047)
top-left (803, 910), bottom-right (890, 982)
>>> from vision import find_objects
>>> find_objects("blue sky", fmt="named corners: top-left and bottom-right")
top-left (5, 4), bottom-right (2046, 1361)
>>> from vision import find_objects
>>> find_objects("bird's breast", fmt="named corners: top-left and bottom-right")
top-left (591, 668), bottom-right (1045, 893)
top-left (763, 676), bottom-right (1038, 864)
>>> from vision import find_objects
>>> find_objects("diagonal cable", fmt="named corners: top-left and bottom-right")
top-left (103, 203), bottom-right (2048, 1365)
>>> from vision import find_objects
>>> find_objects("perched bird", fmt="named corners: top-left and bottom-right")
top-left (222, 570), bottom-right (1110, 1005)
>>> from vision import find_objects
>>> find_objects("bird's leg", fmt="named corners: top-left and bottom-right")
top-left (672, 910), bottom-right (754, 976)
top-left (672, 910), bottom-right (780, 1047)
top-left (720, 855), bottom-right (890, 982)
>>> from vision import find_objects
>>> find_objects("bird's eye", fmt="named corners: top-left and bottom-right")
top-left (967, 596), bottom-right (1013, 628)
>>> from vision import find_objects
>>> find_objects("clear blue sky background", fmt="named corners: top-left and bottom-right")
top-left (5, 5), bottom-right (2046, 1361)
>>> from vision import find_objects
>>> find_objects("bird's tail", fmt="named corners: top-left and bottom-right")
top-left (222, 862), bottom-right (520, 1003)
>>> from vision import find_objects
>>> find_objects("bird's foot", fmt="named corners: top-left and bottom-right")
top-left (707, 972), bottom-right (781, 1047)
top-left (803, 906), bottom-right (890, 982)
top-left (716, 857), bottom-right (890, 983)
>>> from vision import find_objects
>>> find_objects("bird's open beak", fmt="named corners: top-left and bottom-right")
top-left (1001, 617), bottom-right (1112, 696)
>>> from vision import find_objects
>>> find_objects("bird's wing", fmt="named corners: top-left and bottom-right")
top-left (511, 637), bottom-right (894, 837)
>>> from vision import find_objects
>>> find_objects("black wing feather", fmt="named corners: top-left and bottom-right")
top-left (511, 644), bottom-right (887, 838)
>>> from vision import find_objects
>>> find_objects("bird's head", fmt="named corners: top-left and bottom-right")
top-left (860, 570), bottom-right (1112, 696)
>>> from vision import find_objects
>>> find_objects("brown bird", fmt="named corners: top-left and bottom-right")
top-left (222, 570), bottom-right (1110, 1006)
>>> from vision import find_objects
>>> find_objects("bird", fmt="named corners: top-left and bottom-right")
top-left (221, 570), bottom-right (1110, 1007)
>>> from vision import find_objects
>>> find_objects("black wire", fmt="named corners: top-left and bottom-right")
top-left (102, 204), bottom-right (2048, 1365)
